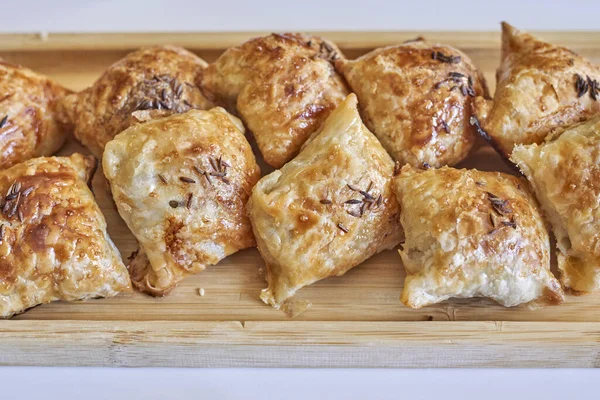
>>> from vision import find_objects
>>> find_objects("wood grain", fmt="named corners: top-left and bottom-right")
top-left (2, 320), bottom-right (600, 367)
top-left (1, 32), bottom-right (600, 367)
top-left (1, 31), bottom-right (600, 52)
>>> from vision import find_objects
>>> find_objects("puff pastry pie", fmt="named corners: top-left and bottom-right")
top-left (0, 154), bottom-right (131, 317)
top-left (201, 33), bottom-right (349, 168)
top-left (103, 108), bottom-right (261, 296)
top-left (512, 116), bottom-right (600, 292)
top-left (473, 22), bottom-right (600, 158)
top-left (393, 165), bottom-right (564, 308)
top-left (247, 94), bottom-right (403, 308)
top-left (0, 61), bottom-right (71, 169)
top-left (336, 38), bottom-right (488, 168)
top-left (58, 46), bottom-right (213, 158)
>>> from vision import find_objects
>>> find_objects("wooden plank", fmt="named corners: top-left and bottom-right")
top-left (1, 31), bottom-right (600, 52)
top-left (0, 31), bottom-right (498, 51)
top-left (1, 32), bottom-right (600, 367)
top-left (1, 320), bottom-right (599, 367)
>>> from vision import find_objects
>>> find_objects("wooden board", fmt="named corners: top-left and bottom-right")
top-left (2, 31), bottom-right (600, 368)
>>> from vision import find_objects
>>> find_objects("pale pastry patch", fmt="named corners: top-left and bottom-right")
top-left (103, 108), bottom-right (260, 296)
top-left (511, 116), bottom-right (600, 292)
top-left (393, 165), bottom-right (563, 308)
top-left (247, 94), bottom-right (403, 308)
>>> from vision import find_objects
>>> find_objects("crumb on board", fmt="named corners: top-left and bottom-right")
top-left (198, 288), bottom-right (205, 297)
top-left (39, 32), bottom-right (48, 41)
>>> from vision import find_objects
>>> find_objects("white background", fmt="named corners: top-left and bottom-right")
top-left (1, 0), bottom-right (599, 398)
top-left (0, 367), bottom-right (597, 399)
top-left (0, 0), bottom-right (599, 33)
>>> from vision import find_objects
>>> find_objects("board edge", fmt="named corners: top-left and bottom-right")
top-left (1, 320), bottom-right (599, 367)
top-left (0, 31), bottom-right (598, 52)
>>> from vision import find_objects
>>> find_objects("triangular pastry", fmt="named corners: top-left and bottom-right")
top-left (0, 61), bottom-right (71, 169)
top-left (201, 33), bottom-right (349, 168)
top-left (512, 116), bottom-right (600, 292)
top-left (0, 154), bottom-right (131, 317)
top-left (247, 94), bottom-right (403, 308)
top-left (59, 46), bottom-right (213, 158)
top-left (336, 38), bottom-right (488, 168)
top-left (393, 165), bottom-right (563, 308)
top-left (473, 22), bottom-right (600, 158)
top-left (103, 108), bottom-right (260, 296)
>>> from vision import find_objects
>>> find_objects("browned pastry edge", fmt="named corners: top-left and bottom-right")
top-left (469, 115), bottom-right (521, 174)
top-left (127, 249), bottom-right (175, 297)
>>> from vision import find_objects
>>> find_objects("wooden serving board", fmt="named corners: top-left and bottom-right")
top-left (2, 31), bottom-right (600, 368)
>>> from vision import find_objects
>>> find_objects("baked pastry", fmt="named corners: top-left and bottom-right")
top-left (336, 38), bottom-right (488, 168)
top-left (58, 46), bottom-right (213, 158)
top-left (0, 154), bottom-right (131, 318)
top-left (511, 116), bottom-right (600, 292)
top-left (103, 108), bottom-right (260, 296)
top-left (201, 33), bottom-right (349, 168)
top-left (0, 61), bottom-right (71, 170)
top-left (247, 94), bottom-right (403, 308)
top-left (472, 22), bottom-right (600, 158)
top-left (393, 165), bottom-right (564, 308)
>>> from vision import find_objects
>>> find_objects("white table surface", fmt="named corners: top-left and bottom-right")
top-left (1, 0), bottom-right (599, 32)
top-left (0, 367), bottom-right (597, 399)
top-left (1, 0), bottom-right (599, 397)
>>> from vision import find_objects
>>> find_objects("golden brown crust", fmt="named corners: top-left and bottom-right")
top-left (393, 165), bottom-right (563, 308)
top-left (336, 40), bottom-right (488, 168)
top-left (201, 33), bottom-right (349, 168)
top-left (126, 248), bottom-right (164, 296)
top-left (473, 22), bottom-right (600, 158)
top-left (511, 116), bottom-right (600, 292)
top-left (247, 94), bottom-right (403, 308)
top-left (0, 61), bottom-right (71, 170)
top-left (58, 46), bottom-right (213, 158)
top-left (0, 154), bottom-right (131, 317)
top-left (103, 108), bottom-right (260, 296)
